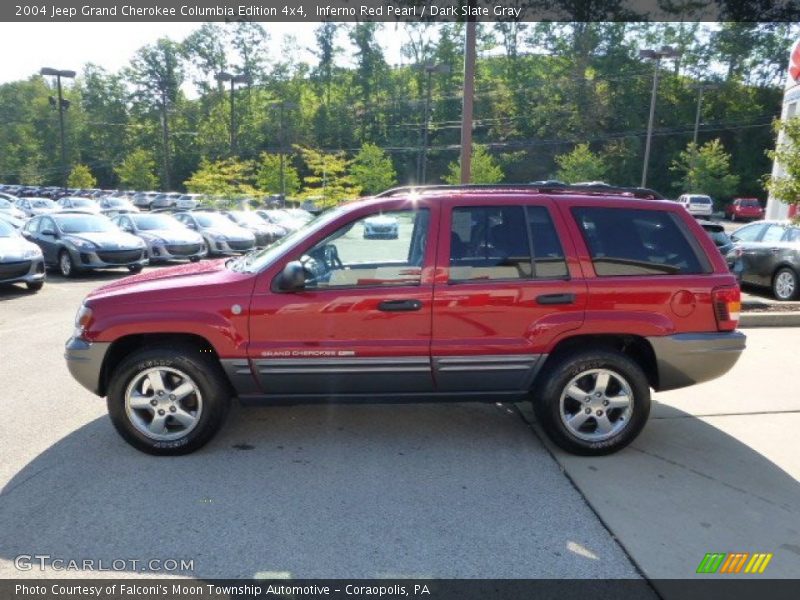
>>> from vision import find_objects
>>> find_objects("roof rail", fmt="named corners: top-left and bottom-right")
top-left (374, 183), bottom-right (664, 201)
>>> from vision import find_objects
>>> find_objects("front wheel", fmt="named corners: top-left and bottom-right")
top-left (26, 280), bottom-right (44, 291)
top-left (128, 264), bottom-right (143, 273)
top-left (59, 250), bottom-right (77, 278)
top-left (106, 345), bottom-right (231, 455)
top-left (532, 349), bottom-right (651, 456)
top-left (773, 267), bottom-right (799, 301)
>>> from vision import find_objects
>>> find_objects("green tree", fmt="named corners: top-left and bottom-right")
top-left (349, 143), bottom-right (397, 195)
top-left (184, 158), bottom-right (257, 203)
top-left (554, 143), bottom-right (607, 183)
top-left (765, 118), bottom-right (800, 211)
top-left (256, 152), bottom-right (301, 196)
top-left (671, 139), bottom-right (740, 200)
top-left (296, 146), bottom-right (360, 207)
top-left (67, 164), bottom-right (97, 188)
top-left (444, 145), bottom-right (504, 185)
top-left (115, 149), bottom-right (158, 191)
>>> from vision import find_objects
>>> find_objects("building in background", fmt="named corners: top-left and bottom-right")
top-left (766, 39), bottom-right (800, 220)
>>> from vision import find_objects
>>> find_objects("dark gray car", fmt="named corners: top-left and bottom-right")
top-left (22, 213), bottom-right (147, 278)
top-left (727, 220), bottom-right (800, 300)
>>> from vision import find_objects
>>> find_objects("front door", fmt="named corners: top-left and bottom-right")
top-left (431, 198), bottom-right (587, 393)
top-left (248, 205), bottom-right (437, 397)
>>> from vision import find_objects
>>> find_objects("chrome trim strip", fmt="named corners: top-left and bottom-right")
top-left (434, 354), bottom-right (540, 372)
top-left (254, 356), bottom-right (431, 374)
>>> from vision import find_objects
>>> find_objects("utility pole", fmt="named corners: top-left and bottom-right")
top-left (460, 17), bottom-right (477, 184)
top-left (693, 83), bottom-right (719, 145)
top-left (40, 67), bottom-right (75, 189)
top-left (216, 72), bottom-right (251, 156)
top-left (272, 101), bottom-right (297, 201)
top-left (417, 63), bottom-right (451, 184)
top-left (639, 46), bottom-right (681, 188)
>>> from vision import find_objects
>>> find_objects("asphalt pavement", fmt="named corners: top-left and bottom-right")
top-left (0, 271), bottom-right (639, 580)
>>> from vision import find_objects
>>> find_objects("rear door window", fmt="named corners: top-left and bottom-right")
top-left (762, 225), bottom-right (786, 243)
top-left (572, 207), bottom-right (708, 276)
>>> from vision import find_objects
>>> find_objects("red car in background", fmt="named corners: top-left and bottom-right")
top-left (726, 198), bottom-right (765, 222)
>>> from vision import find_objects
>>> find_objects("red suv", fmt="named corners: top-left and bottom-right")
top-left (726, 198), bottom-right (765, 222)
top-left (65, 186), bottom-right (746, 456)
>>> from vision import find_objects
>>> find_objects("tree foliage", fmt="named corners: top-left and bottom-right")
top-left (256, 152), bottom-right (301, 196)
top-left (670, 139), bottom-right (740, 199)
top-left (67, 164), bottom-right (97, 188)
top-left (554, 143), bottom-right (608, 183)
top-left (183, 158), bottom-right (256, 202)
top-left (296, 146), bottom-right (360, 207)
top-left (115, 149), bottom-right (158, 191)
top-left (444, 144), bottom-right (504, 184)
top-left (765, 117), bottom-right (800, 209)
top-left (349, 143), bottom-right (397, 195)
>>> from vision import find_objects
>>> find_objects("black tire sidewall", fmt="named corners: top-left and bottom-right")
top-left (107, 347), bottom-right (230, 455)
top-left (534, 350), bottom-right (651, 456)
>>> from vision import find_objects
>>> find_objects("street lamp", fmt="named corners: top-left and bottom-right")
top-left (40, 67), bottom-right (76, 189)
top-left (692, 82), bottom-right (720, 145)
top-left (216, 71), bottom-right (251, 155)
top-left (417, 63), bottom-right (451, 184)
top-left (271, 101), bottom-right (298, 202)
top-left (639, 46), bottom-right (681, 188)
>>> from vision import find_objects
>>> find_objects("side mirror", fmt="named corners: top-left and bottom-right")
top-left (41, 228), bottom-right (56, 237)
top-left (278, 260), bottom-right (306, 291)
top-left (730, 235), bottom-right (739, 242)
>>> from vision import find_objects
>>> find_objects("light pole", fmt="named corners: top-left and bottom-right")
top-left (692, 82), bottom-right (719, 145)
top-left (216, 72), bottom-right (251, 156)
top-left (271, 101), bottom-right (297, 202)
top-left (460, 18), bottom-right (477, 184)
top-left (40, 67), bottom-right (75, 189)
top-left (639, 46), bottom-right (681, 188)
top-left (417, 63), bottom-right (451, 184)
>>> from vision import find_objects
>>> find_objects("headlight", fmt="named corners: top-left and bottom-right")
top-left (22, 247), bottom-right (42, 259)
top-left (64, 236), bottom-right (94, 249)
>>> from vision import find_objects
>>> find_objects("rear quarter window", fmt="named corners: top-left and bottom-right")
top-left (572, 207), bottom-right (711, 276)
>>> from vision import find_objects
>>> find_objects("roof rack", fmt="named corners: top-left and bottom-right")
top-left (374, 183), bottom-right (664, 201)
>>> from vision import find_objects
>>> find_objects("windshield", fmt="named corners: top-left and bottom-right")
top-left (103, 198), bottom-right (126, 206)
top-left (132, 214), bottom-right (183, 231)
top-left (0, 220), bottom-right (17, 237)
top-left (0, 199), bottom-right (11, 208)
top-left (689, 196), bottom-right (712, 204)
top-left (195, 213), bottom-right (238, 228)
top-left (230, 211), bottom-right (265, 226)
top-left (231, 206), bottom-right (344, 273)
top-left (57, 215), bottom-right (118, 234)
top-left (740, 199), bottom-right (760, 207)
top-left (70, 198), bottom-right (95, 207)
top-left (32, 199), bottom-right (56, 208)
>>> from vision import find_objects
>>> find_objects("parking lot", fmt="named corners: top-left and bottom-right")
top-left (0, 267), bottom-right (798, 589)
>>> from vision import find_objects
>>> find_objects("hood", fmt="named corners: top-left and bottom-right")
top-left (85, 258), bottom-right (254, 304)
top-left (139, 229), bottom-right (203, 244)
top-left (0, 207), bottom-right (25, 219)
top-left (31, 206), bottom-right (58, 215)
top-left (204, 226), bottom-right (254, 241)
top-left (65, 231), bottom-right (143, 249)
top-left (0, 236), bottom-right (39, 260)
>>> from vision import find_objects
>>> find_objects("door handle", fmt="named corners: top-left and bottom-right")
top-left (536, 293), bottom-right (576, 305)
top-left (378, 299), bottom-right (423, 312)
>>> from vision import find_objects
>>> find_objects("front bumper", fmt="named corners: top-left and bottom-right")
top-left (148, 243), bottom-right (207, 262)
top-left (364, 228), bottom-right (399, 239)
top-left (72, 247), bottom-right (147, 270)
top-left (208, 239), bottom-right (255, 255)
top-left (647, 331), bottom-right (746, 391)
top-left (65, 337), bottom-right (111, 395)
top-left (0, 256), bottom-right (45, 285)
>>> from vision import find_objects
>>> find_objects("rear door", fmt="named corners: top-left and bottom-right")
top-left (431, 197), bottom-right (586, 393)
top-left (749, 224), bottom-right (788, 286)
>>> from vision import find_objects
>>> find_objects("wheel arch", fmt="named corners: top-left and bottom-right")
top-left (99, 332), bottom-right (232, 397)
top-left (535, 334), bottom-right (659, 391)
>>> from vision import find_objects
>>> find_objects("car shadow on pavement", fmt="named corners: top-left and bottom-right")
top-left (0, 402), bottom-right (642, 580)
top-left (518, 401), bottom-right (800, 584)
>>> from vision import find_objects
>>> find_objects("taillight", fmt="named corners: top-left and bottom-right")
top-left (712, 286), bottom-right (740, 331)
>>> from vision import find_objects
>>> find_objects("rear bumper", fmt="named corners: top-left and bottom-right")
top-left (65, 337), bottom-right (110, 395)
top-left (647, 331), bottom-right (746, 391)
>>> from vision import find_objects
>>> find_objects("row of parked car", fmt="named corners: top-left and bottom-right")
top-left (0, 187), bottom-right (315, 291)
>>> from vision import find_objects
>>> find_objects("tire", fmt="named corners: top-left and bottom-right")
top-left (128, 264), bottom-right (143, 274)
top-left (189, 256), bottom-right (201, 263)
top-left (773, 267), bottom-right (799, 301)
top-left (106, 345), bottom-right (231, 455)
top-left (730, 213), bottom-right (736, 222)
top-left (532, 349), bottom-right (651, 456)
top-left (59, 250), bottom-right (77, 278)
top-left (26, 280), bottom-right (44, 291)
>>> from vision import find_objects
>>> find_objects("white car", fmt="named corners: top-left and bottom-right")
top-left (14, 197), bottom-right (59, 218)
top-left (57, 197), bottom-right (102, 214)
top-left (363, 214), bottom-right (399, 239)
top-left (677, 194), bottom-right (714, 218)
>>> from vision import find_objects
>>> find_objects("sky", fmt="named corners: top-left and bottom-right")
top-left (0, 22), bottom-right (407, 86)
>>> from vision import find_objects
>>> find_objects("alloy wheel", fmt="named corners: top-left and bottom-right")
top-left (559, 368), bottom-right (634, 442)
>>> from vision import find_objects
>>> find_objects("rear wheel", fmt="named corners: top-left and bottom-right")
top-left (26, 280), bottom-right (44, 291)
top-left (773, 267), bottom-right (799, 301)
top-left (106, 345), bottom-right (231, 455)
top-left (532, 349), bottom-right (651, 456)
